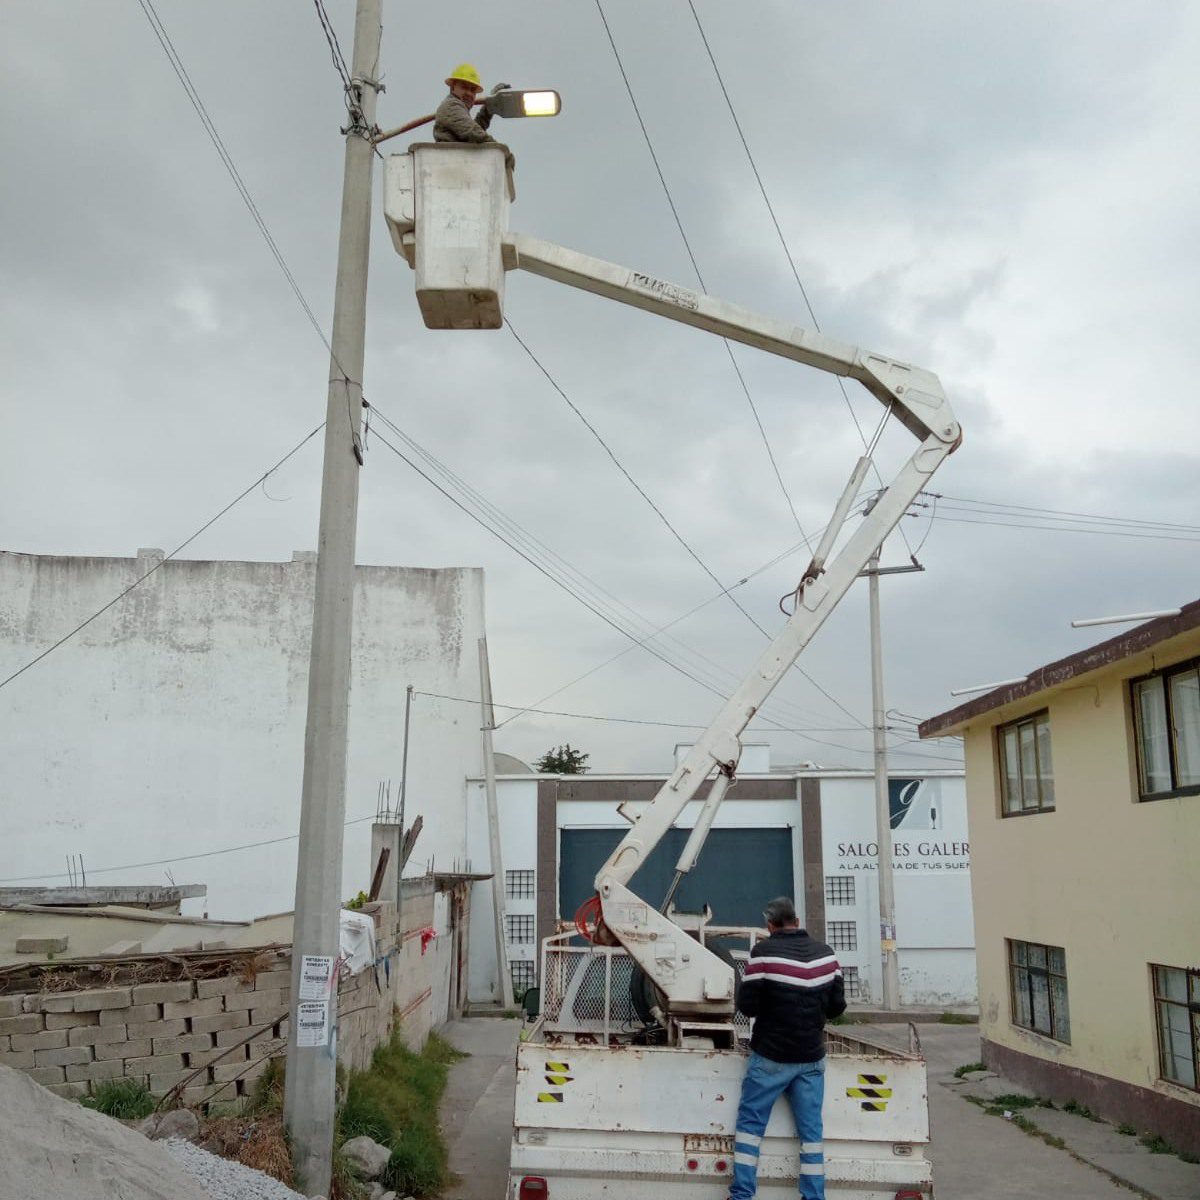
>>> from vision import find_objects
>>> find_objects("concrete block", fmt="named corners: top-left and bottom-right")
top-left (69, 1024), bottom-right (127, 1048)
top-left (247, 1038), bottom-right (286, 1060)
top-left (73, 988), bottom-right (132, 1012)
top-left (125, 1053), bottom-right (184, 1076)
top-left (148, 1070), bottom-right (194, 1095)
top-left (249, 1007), bottom-right (288, 1027)
top-left (47, 1009), bottom-right (99, 1030)
top-left (0, 995), bottom-right (29, 1019)
top-left (186, 1044), bottom-right (246, 1069)
top-left (212, 1060), bottom-right (257, 1083)
top-left (191, 1011), bottom-right (249, 1035)
top-left (196, 976), bottom-right (253, 999)
top-left (0, 1013), bottom-right (45, 1035)
top-left (34, 1045), bottom-right (92, 1067)
top-left (11, 1029), bottom-right (68, 1052)
top-left (162, 996), bottom-right (223, 1020)
top-left (101, 1003), bottom-right (161, 1026)
top-left (132, 981), bottom-right (194, 1005)
top-left (0, 1036), bottom-right (6, 1052)
top-left (46, 1081), bottom-right (90, 1099)
top-left (67, 1058), bottom-right (125, 1083)
top-left (252, 970), bottom-right (291, 993)
top-left (35, 994), bottom-right (76, 1013)
top-left (0, 1050), bottom-right (36, 1069)
top-left (152, 1034), bottom-right (213, 1055)
top-left (127, 1019), bottom-right (188, 1040)
top-left (226, 987), bottom-right (285, 1013)
top-left (99, 940), bottom-right (142, 956)
top-left (15, 936), bottom-right (69, 955)
top-left (24, 1065), bottom-right (67, 1085)
top-left (93, 1038), bottom-right (152, 1061)
top-left (216, 1027), bottom-right (264, 1049)
top-left (180, 1084), bottom-right (213, 1106)
top-left (203, 1082), bottom-right (238, 1103)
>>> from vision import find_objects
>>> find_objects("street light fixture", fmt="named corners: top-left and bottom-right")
top-left (486, 89), bottom-right (561, 119)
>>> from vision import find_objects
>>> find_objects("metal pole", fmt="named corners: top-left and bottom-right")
top-left (868, 548), bottom-right (901, 1010)
top-left (398, 683), bottom-right (413, 911)
top-left (283, 1), bottom-right (381, 1191)
top-left (479, 638), bottom-right (515, 1007)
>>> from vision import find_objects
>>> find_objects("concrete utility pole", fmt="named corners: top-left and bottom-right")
top-left (479, 639), bottom-right (515, 1008)
top-left (867, 548), bottom-right (901, 1010)
top-left (284, 1), bottom-right (382, 1192)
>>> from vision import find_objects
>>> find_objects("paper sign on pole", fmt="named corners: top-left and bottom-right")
top-left (299, 955), bottom-right (334, 1001)
top-left (297, 1000), bottom-right (330, 1047)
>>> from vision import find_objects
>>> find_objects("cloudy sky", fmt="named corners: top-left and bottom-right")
top-left (2, 0), bottom-right (1197, 778)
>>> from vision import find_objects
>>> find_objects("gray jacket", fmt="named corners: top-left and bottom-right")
top-left (433, 91), bottom-right (494, 143)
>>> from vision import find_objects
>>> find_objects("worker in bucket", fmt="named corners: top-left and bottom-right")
top-left (729, 896), bottom-right (846, 1200)
top-left (434, 63), bottom-right (516, 169)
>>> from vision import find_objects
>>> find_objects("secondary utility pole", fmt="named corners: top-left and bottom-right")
top-left (479, 639), bottom-right (515, 1008)
top-left (284, 1), bottom-right (382, 1193)
top-left (867, 547), bottom-right (901, 1010)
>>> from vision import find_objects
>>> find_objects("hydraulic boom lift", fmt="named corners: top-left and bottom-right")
top-left (385, 142), bottom-right (961, 1039)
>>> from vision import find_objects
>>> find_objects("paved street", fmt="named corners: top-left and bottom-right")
top-left (438, 1017), bottom-right (1199, 1199)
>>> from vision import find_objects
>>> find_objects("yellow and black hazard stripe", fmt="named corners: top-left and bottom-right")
top-left (538, 1061), bottom-right (572, 1102)
top-left (846, 1073), bottom-right (892, 1112)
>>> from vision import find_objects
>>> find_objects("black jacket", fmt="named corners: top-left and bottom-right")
top-left (736, 927), bottom-right (846, 1063)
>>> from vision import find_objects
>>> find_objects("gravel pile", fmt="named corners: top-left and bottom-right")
top-left (162, 1138), bottom-right (313, 1200)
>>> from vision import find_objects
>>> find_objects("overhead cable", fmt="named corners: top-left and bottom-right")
top-left (504, 317), bottom-right (868, 729)
top-left (0, 424), bottom-right (325, 694)
top-left (684, 0), bottom-right (920, 563)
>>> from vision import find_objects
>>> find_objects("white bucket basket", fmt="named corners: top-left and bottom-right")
top-left (383, 143), bottom-right (513, 330)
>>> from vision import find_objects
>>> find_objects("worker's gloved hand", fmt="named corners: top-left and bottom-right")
top-left (490, 82), bottom-right (511, 95)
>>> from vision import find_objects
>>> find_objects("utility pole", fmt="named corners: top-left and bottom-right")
top-left (283, 1), bottom-right (382, 1193)
top-left (867, 547), bottom-right (901, 1010)
top-left (479, 638), bottom-right (515, 1008)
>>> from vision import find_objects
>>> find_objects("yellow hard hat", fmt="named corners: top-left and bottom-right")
top-left (445, 63), bottom-right (482, 90)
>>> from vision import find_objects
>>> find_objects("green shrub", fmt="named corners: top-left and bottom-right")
top-left (990, 1093), bottom-right (1037, 1109)
top-left (336, 1031), bottom-right (463, 1197)
top-left (81, 1079), bottom-right (156, 1120)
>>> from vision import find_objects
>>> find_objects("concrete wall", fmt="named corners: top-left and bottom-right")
top-left (953, 625), bottom-right (1200, 1151)
top-left (0, 877), bottom-right (465, 1103)
top-left (0, 551), bottom-right (485, 920)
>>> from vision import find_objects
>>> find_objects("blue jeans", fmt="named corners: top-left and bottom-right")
top-left (730, 1052), bottom-right (826, 1200)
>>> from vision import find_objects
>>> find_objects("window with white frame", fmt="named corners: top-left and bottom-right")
top-left (1132, 659), bottom-right (1200, 801)
top-left (998, 711), bottom-right (1055, 815)
top-left (827, 920), bottom-right (858, 952)
top-left (841, 966), bottom-right (861, 1000)
top-left (506, 869), bottom-right (535, 899)
top-left (511, 959), bottom-right (536, 999)
top-left (825, 876), bottom-right (856, 905)
top-left (1008, 939), bottom-right (1070, 1042)
top-left (1152, 964), bottom-right (1199, 1091)
top-left (506, 914), bottom-right (535, 944)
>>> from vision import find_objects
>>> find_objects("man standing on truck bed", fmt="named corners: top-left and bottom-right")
top-left (730, 896), bottom-right (846, 1200)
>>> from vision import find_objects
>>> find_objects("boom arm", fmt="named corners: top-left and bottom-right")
top-left (502, 235), bottom-right (961, 1021)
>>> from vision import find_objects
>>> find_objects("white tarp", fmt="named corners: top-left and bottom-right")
top-left (339, 909), bottom-right (377, 976)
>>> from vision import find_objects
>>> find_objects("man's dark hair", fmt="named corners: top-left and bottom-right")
top-left (763, 896), bottom-right (797, 926)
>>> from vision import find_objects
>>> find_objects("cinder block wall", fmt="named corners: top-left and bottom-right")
top-left (0, 876), bottom-right (463, 1104)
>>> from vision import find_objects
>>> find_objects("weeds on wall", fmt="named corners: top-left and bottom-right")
top-left (81, 1079), bottom-right (156, 1120)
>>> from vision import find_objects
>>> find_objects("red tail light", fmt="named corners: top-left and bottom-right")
top-left (519, 1177), bottom-right (548, 1200)
top-left (895, 1192), bottom-right (925, 1199)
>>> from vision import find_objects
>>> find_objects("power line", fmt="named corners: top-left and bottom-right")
top-left (592, 0), bottom-right (812, 551)
top-left (683, 0), bottom-right (920, 564)
top-left (312, 0), bottom-right (353, 91)
top-left (922, 492), bottom-right (1200, 534)
top-left (0, 423), bottom-right (325, 694)
top-left (504, 318), bottom-right (866, 729)
top-left (135, 0), bottom-right (336, 364)
top-left (0, 811), bottom-right (377, 885)
top-left (919, 510), bottom-right (1200, 543)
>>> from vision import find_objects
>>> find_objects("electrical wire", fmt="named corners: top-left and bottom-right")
top-left (920, 493), bottom-right (1200, 535)
top-left (504, 318), bottom-right (867, 729)
top-left (0, 811), bottom-right (377, 885)
top-left (592, 0), bottom-right (812, 552)
top-left (683, 0), bottom-right (920, 564)
top-left (918, 510), bottom-right (1200, 544)
top-left (0, 423), bottom-right (325, 694)
top-left (312, 0), bottom-right (353, 92)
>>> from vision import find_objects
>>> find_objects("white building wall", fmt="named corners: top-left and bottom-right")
top-left (0, 551), bottom-right (485, 921)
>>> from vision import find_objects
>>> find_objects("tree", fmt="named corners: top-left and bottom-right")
top-left (535, 743), bottom-right (590, 774)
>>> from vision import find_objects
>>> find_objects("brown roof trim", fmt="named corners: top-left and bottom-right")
top-left (920, 598), bottom-right (1200, 739)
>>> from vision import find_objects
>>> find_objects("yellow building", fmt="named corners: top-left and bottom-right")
top-left (921, 602), bottom-right (1200, 1156)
